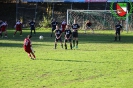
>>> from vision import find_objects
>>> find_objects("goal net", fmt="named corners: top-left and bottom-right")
top-left (67, 9), bottom-right (131, 31)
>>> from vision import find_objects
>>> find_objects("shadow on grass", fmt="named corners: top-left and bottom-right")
top-left (37, 58), bottom-right (122, 64)
top-left (0, 42), bottom-right (52, 47)
top-left (1, 30), bottom-right (133, 48)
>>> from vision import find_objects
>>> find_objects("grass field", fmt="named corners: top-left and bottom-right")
top-left (0, 29), bottom-right (133, 88)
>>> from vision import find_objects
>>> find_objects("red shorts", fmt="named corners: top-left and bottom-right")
top-left (1, 28), bottom-right (6, 32)
top-left (24, 47), bottom-right (32, 53)
top-left (16, 28), bottom-right (22, 31)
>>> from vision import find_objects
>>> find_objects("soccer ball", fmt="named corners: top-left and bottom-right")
top-left (39, 35), bottom-right (44, 40)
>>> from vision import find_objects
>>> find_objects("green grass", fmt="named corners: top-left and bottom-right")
top-left (0, 29), bottom-right (133, 88)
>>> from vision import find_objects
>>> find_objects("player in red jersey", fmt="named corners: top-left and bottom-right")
top-left (23, 35), bottom-right (36, 60)
top-left (61, 19), bottom-right (67, 32)
top-left (0, 21), bottom-right (8, 38)
top-left (13, 20), bottom-right (22, 37)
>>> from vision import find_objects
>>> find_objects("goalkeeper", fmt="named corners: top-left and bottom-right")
top-left (85, 20), bottom-right (94, 34)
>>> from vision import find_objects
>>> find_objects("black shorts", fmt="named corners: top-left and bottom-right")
top-left (115, 31), bottom-right (120, 35)
top-left (55, 38), bottom-right (62, 42)
top-left (30, 27), bottom-right (35, 30)
top-left (73, 32), bottom-right (78, 38)
top-left (64, 38), bottom-right (71, 42)
top-left (52, 27), bottom-right (56, 31)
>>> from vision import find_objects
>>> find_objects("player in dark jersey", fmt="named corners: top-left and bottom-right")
top-left (115, 21), bottom-right (122, 41)
top-left (29, 19), bottom-right (36, 35)
top-left (51, 19), bottom-right (58, 37)
top-left (54, 25), bottom-right (63, 49)
top-left (71, 19), bottom-right (80, 48)
top-left (0, 20), bottom-right (3, 37)
top-left (64, 24), bottom-right (72, 50)
top-left (85, 20), bottom-right (94, 34)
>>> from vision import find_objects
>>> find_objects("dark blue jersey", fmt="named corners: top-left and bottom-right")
top-left (29, 21), bottom-right (35, 28)
top-left (115, 24), bottom-right (122, 31)
top-left (72, 24), bottom-right (80, 32)
top-left (55, 29), bottom-right (62, 37)
top-left (65, 29), bottom-right (72, 38)
top-left (51, 21), bottom-right (58, 29)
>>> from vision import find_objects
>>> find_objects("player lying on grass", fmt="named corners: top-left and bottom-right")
top-left (114, 21), bottom-right (123, 41)
top-left (64, 24), bottom-right (72, 50)
top-left (54, 25), bottom-right (63, 49)
top-left (23, 35), bottom-right (36, 60)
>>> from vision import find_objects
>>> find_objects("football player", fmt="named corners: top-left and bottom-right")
top-left (85, 20), bottom-right (94, 34)
top-left (54, 25), bottom-right (63, 49)
top-left (51, 19), bottom-right (58, 37)
top-left (23, 35), bottom-right (36, 60)
top-left (64, 24), bottom-right (72, 49)
top-left (29, 19), bottom-right (36, 35)
top-left (13, 20), bottom-right (22, 37)
top-left (115, 21), bottom-right (122, 41)
top-left (71, 19), bottom-right (80, 48)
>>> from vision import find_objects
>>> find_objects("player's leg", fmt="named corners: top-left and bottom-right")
top-left (114, 32), bottom-right (117, 41)
top-left (73, 38), bottom-right (76, 48)
top-left (4, 30), bottom-right (7, 37)
top-left (25, 49), bottom-right (32, 59)
top-left (31, 52), bottom-right (36, 60)
top-left (76, 37), bottom-right (78, 48)
top-left (0, 32), bottom-right (2, 37)
top-left (84, 26), bottom-right (88, 34)
top-left (30, 29), bottom-right (32, 35)
top-left (75, 32), bottom-right (78, 48)
top-left (90, 27), bottom-right (94, 33)
top-left (64, 39), bottom-right (67, 49)
top-left (20, 29), bottom-right (22, 36)
top-left (34, 28), bottom-right (36, 35)
top-left (69, 39), bottom-right (72, 49)
top-left (55, 38), bottom-right (57, 49)
top-left (72, 32), bottom-right (76, 48)
top-left (118, 31), bottom-right (121, 41)
top-left (13, 30), bottom-right (17, 37)
top-left (60, 38), bottom-right (63, 48)
top-left (51, 28), bottom-right (54, 37)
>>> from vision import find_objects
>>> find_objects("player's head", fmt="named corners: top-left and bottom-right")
top-left (117, 21), bottom-right (120, 25)
top-left (87, 20), bottom-right (90, 22)
top-left (56, 24), bottom-right (59, 29)
top-left (27, 35), bottom-right (32, 39)
top-left (53, 19), bottom-right (56, 21)
top-left (66, 24), bottom-right (70, 29)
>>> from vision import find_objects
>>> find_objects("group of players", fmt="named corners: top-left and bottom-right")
top-left (0, 18), bottom-right (122, 60)
top-left (0, 19), bottom-right (36, 38)
top-left (51, 19), bottom-right (80, 50)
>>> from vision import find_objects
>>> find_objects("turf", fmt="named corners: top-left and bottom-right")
top-left (0, 29), bottom-right (133, 88)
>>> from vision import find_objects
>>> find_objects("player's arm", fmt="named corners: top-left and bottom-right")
top-left (68, 31), bottom-right (72, 39)
top-left (55, 31), bottom-right (57, 38)
top-left (58, 32), bottom-right (62, 39)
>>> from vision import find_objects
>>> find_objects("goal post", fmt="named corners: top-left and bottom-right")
top-left (67, 9), bottom-right (129, 30)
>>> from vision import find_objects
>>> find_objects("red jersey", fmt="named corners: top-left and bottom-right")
top-left (61, 21), bottom-right (67, 32)
top-left (23, 38), bottom-right (31, 49)
top-left (16, 21), bottom-right (22, 31)
top-left (1, 22), bottom-right (7, 32)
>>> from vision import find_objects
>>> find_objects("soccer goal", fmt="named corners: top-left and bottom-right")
top-left (67, 9), bottom-right (129, 31)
